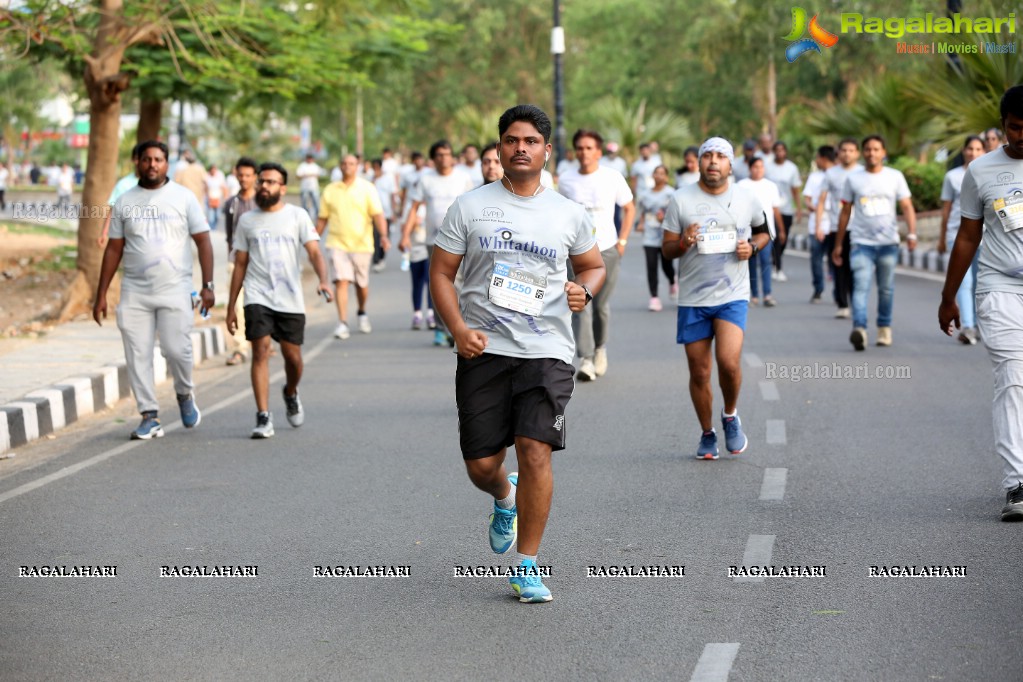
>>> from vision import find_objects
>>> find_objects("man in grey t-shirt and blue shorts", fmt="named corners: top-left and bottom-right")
top-left (662, 137), bottom-right (771, 461)
top-left (432, 105), bottom-right (606, 603)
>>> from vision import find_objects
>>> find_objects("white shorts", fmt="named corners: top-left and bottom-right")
top-left (327, 249), bottom-right (372, 288)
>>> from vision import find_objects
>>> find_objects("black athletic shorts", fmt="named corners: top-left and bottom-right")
top-left (454, 354), bottom-right (575, 460)
top-left (244, 304), bottom-right (305, 345)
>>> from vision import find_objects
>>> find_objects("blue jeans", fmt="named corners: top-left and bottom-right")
top-left (957, 248), bottom-right (981, 328)
top-left (749, 240), bottom-right (773, 298)
top-left (300, 189), bottom-right (320, 219)
top-left (810, 236), bottom-right (827, 296)
top-left (850, 243), bottom-right (898, 329)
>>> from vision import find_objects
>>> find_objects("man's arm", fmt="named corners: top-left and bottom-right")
top-left (92, 238), bottom-right (125, 325)
top-left (831, 202), bottom-right (853, 266)
top-left (617, 200), bottom-right (636, 255)
top-left (899, 196), bottom-right (917, 251)
top-left (815, 188), bottom-right (829, 238)
top-left (567, 246), bottom-right (607, 312)
top-left (304, 241), bottom-right (332, 301)
top-left (191, 231), bottom-right (215, 309)
top-left (373, 212), bottom-right (391, 252)
top-left (400, 200), bottom-right (424, 250)
top-left (430, 247), bottom-right (480, 358)
top-left (225, 250), bottom-right (248, 336)
top-left (939, 216), bottom-right (983, 334)
top-left (938, 200), bottom-right (952, 254)
top-left (315, 216), bottom-right (328, 236)
top-left (774, 207), bottom-right (786, 243)
top-left (791, 186), bottom-right (802, 221)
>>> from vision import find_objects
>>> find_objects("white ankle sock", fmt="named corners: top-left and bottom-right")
top-left (722, 409), bottom-right (737, 418)
top-left (514, 552), bottom-right (537, 565)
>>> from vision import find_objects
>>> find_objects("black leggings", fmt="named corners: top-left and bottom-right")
top-left (644, 246), bottom-right (675, 297)
top-left (773, 213), bottom-right (793, 272)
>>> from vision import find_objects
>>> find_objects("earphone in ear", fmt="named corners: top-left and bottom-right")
top-left (545, 152), bottom-right (550, 163)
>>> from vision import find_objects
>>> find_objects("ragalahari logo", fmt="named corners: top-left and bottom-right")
top-left (783, 7), bottom-right (839, 62)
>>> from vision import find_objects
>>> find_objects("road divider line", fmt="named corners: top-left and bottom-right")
top-left (765, 419), bottom-right (786, 445)
top-left (759, 468), bottom-right (788, 501)
top-left (734, 535), bottom-right (776, 584)
top-left (0, 335), bottom-right (334, 506)
top-left (690, 642), bottom-right (740, 682)
top-left (742, 352), bottom-right (763, 369)
top-left (758, 381), bottom-right (779, 401)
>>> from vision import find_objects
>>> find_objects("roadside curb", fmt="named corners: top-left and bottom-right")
top-left (0, 325), bottom-right (226, 454)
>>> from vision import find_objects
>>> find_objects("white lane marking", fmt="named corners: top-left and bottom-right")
top-left (758, 381), bottom-right (779, 401)
top-left (765, 419), bottom-right (786, 445)
top-left (734, 534), bottom-right (776, 584)
top-left (742, 352), bottom-right (763, 369)
top-left (759, 468), bottom-right (788, 501)
top-left (690, 642), bottom-right (740, 682)
top-left (0, 335), bottom-right (334, 506)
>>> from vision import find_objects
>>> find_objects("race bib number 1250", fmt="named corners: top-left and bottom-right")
top-left (488, 262), bottom-right (548, 316)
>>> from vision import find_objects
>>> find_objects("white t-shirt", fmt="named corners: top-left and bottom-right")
top-left (410, 169), bottom-right (475, 245)
top-left (677, 171), bottom-right (700, 187)
top-left (940, 166), bottom-right (966, 241)
top-left (109, 180), bottom-right (209, 295)
top-left (802, 170), bottom-right (831, 235)
top-left (765, 159), bottom-right (802, 215)
top-left (662, 182), bottom-right (767, 307)
top-left (460, 161), bottom-right (483, 188)
top-left (638, 186), bottom-right (674, 248)
top-left (374, 173), bottom-right (398, 221)
top-left (225, 174), bottom-right (240, 198)
top-left (959, 148), bottom-right (1023, 293)
top-left (434, 181), bottom-right (596, 365)
top-left (0, 166), bottom-right (9, 190)
top-left (630, 157), bottom-right (659, 197)
top-left (736, 177), bottom-right (781, 239)
top-left (600, 156), bottom-right (628, 176)
top-left (732, 157), bottom-right (753, 182)
top-left (556, 166), bottom-right (633, 251)
top-left (58, 167), bottom-right (74, 195)
top-left (556, 159), bottom-right (579, 177)
top-left (330, 166), bottom-right (343, 183)
top-left (296, 162), bottom-right (324, 193)
top-left (841, 167), bottom-right (912, 246)
top-left (234, 203), bottom-right (319, 314)
top-left (205, 170), bottom-right (227, 203)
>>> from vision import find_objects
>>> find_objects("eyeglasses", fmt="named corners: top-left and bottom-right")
top-left (256, 178), bottom-right (282, 186)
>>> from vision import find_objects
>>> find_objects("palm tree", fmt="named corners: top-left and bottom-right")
top-left (591, 98), bottom-right (691, 167)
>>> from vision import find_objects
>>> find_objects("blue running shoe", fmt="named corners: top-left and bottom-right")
top-left (696, 429), bottom-right (719, 460)
top-left (131, 412), bottom-right (164, 440)
top-left (509, 559), bottom-right (553, 603)
top-left (722, 411), bottom-right (748, 454)
top-left (177, 393), bottom-right (201, 428)
top-left (488, 472), bottom-right (518, 554)
top-left (433, 330), bottom-right (447, 346)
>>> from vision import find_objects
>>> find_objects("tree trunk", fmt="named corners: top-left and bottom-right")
top-left (60, 0), bottom-right (131, 321)
top-left (137, 97), bottom-right (163, 143)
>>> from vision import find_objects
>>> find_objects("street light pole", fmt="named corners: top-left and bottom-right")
top-left (552, 0), bottom-right (565, 169)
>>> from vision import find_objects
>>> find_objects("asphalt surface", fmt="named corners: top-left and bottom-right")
top-left (0, 243), bottom-right (1019, 681)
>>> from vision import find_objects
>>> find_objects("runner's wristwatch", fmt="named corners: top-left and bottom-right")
top-left (580, 284), bottom-right (593, 304)
top-left (748, 240), bottom-right (759, 257)
top-left (202, 281), bottom-right (214, 291)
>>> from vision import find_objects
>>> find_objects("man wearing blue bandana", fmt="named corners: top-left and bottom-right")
top-left (662, 137), bottom-right (771, 460)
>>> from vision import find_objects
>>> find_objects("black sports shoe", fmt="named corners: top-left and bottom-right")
top-left (1001, 483), bottom-right (1023, 521)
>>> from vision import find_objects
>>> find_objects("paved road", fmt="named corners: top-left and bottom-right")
top-left (1, 245), bottom-right (1018, 681)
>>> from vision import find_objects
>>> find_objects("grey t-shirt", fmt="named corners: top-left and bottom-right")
top-left (765, 159), bottom-right (802, 215)
top-left (234, 203), bottom-right (319, 314)
top-left (109, 180), bottom-right (209, 295)
top-left (639, 186), bottom-right (674, 248)
top-left (840, 167), bottom-right (911, 246)
top-left (662, 182), bottom-right (766, 307)
top-left (823, 163), bottom-right (863, 229)
top-left (959, 148), bottom-right (1023, 293)
top-left (940, 166), bottom-right (966, 240)
top-left (410, 169), bottom-right (475, 245)
top-left (434, 181), bottom-right (596, 364)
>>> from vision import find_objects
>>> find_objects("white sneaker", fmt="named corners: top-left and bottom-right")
top-left (648, 296), bottom-right (662, 312)
top-left (577, 358), bottom-right (596, 381)
top-left (775, 270), bottom-right (788, 282)
top-left (334, 322), bottom-right (351, 340)
top-left (835, 307), bottom-right (850, 319)
top-left (358, 314), bottom-right (372, 334)
top-left (371, 261), bottom-right (386, 273)
top-left (594, 347), bottom-right (608, 377)
top-left (251, 412), bottom-right (275, 439)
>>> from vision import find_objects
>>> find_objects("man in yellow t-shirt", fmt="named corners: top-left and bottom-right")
top-left (316, 154), bottom-right (389, 339)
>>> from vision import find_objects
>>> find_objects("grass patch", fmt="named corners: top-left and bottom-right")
top-left (1, 222), bottom-right (75, 241)
top-left (33, 245), bottom-right (79, 272)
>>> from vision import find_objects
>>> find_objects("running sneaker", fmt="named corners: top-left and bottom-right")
top-left (594, 347), bottom-right (608, 377)
top-left (426, 309), bottom-right (437, 329)
top-left (577, 358), bottom-right (596, 381)
top-left (749, 297), bottom-right (760, 307)
top-left (876, 326), bottom-right (892, 347)
top-left (763, 296), bottom-right (777, 308)
top-left (371, 261), bottom-right (386, 273)
top-left (648, 296), bottom-right (662, 312)
top-left (334, 322), bottom-right (351, 340)
top-left (488, 472), bottom-right (518, 554)
top-left (411, 311), bottom-right (424, 330)
top-left (722, 411), bottom-right (748, 454)
top-left (775, 270), bottom-right (788, 282)
top-left (810, 293), bottom-right (823, 304)
top-left (130, 412), bottom-right (163, 440)
top-left (509, 559), bottom-right (553, 603)
top-left (850, 327), bottom-right (867, 351)
top-left (283, 387), bottom-right (304, 427)
top-left (177, 393), bottom-right (201, 428)
top-left (433, 330), bottom-right (447, 346)
top-left (696, 429), bottom-right (719, 460)
top-left (251, 411), bottom-right (274, 439)
top-left (1001, 483), bottom-right (1023, 521)
top-left (958, 328), bottom-right (977, 345)
top-left (835, 307), bottom-right (850, 319)
top-left (358, 314), bottom-right (372, 334)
